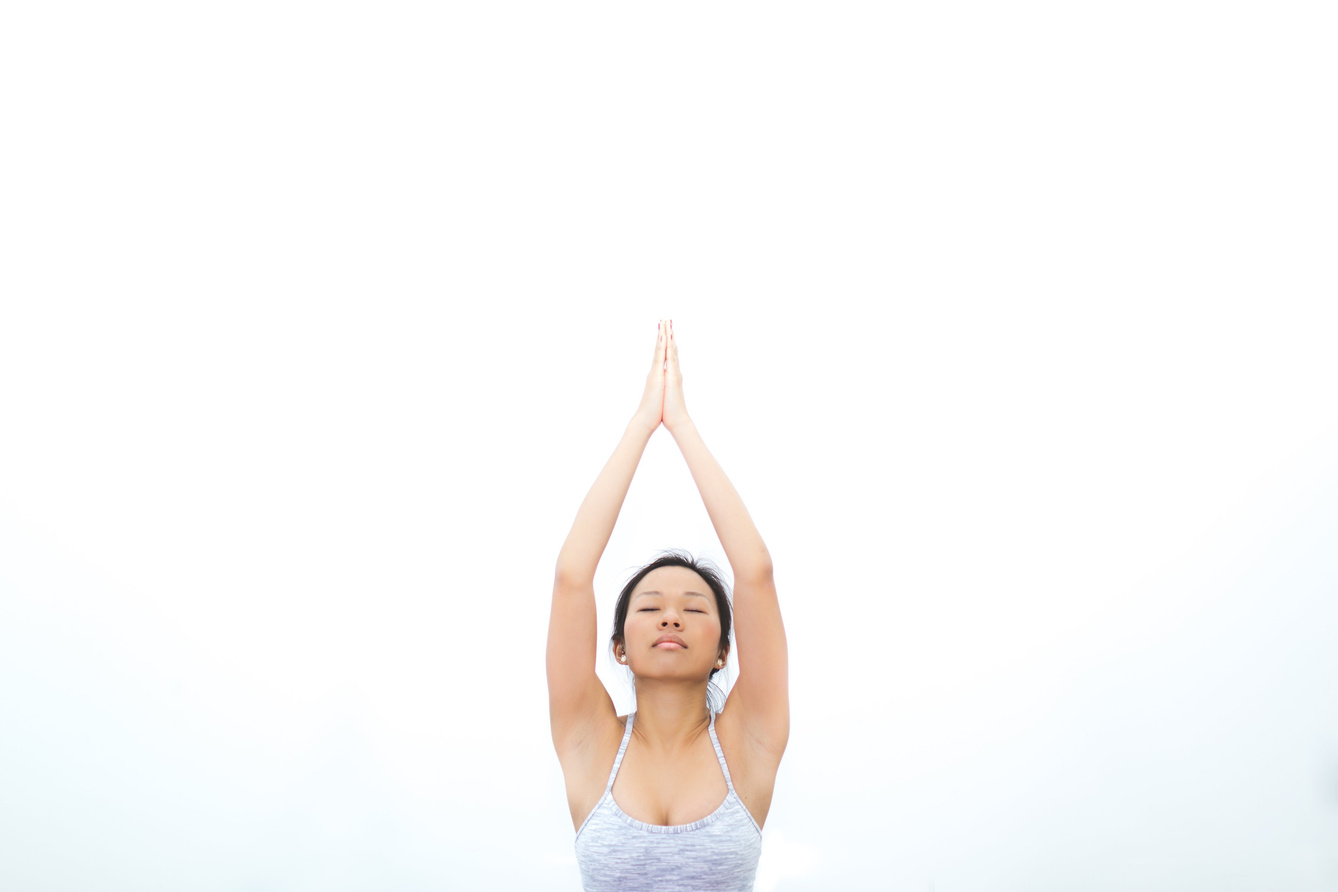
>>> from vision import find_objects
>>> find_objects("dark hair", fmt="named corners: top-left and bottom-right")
top-left (611, 550), bottom-right (733, 693)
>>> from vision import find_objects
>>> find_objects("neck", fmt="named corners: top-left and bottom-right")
top-left (631, 679), bottom-right (712, 749)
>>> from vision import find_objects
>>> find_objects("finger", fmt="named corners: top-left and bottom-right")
top-left (650, 319), bottom-right (665, 371)
top-left (668, 319), bottom-right (679, 370)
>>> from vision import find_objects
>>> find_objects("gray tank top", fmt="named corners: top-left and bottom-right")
top-left (574, 711), bottom-right (763, 892)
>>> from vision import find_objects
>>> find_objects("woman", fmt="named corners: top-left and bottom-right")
top-left (548, 320), bottom-right (789, 892)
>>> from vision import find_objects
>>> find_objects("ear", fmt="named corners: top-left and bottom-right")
top-left (715, 646), bottom-right (730, 668)
top-left (613, 638), bottom-right (629, 665)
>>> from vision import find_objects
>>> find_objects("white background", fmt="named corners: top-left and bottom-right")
top-left (2, 2), bottom-right (1336, 890)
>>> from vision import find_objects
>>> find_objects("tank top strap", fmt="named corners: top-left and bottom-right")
top-left (707, 710), bottom-right (736, 793)
top-left (604, 712), bottom-right (636, 794)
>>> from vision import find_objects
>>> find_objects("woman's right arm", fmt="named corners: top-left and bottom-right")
top-left (548, 323), bottom-right (667, 757)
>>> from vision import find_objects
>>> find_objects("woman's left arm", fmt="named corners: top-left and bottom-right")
top-left (663, 323), bottom-right (789, 756)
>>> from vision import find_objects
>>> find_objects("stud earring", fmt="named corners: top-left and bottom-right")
top-left (716, 659), bottom-right (725, 668)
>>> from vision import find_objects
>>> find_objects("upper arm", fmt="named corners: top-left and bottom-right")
top-left (722, 567), bottom-right (789, 757)
top-left (546, 573), bottom-right (618, 760)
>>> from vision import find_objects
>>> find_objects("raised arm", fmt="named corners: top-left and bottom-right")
top-left (662, 322), bottom-right (789, 756)
top-left (548, 323), bottom-right (667, 757)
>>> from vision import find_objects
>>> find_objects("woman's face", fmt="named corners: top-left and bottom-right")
top-left (620, 566), bottom-right (725, 680)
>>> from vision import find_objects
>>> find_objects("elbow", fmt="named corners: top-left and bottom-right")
top-left (553, 561), bottom-right (593, 592)
top-left (737, 553), bottom-right (774, 587)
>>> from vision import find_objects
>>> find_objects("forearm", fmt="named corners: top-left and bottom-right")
top-left (669, 418), bottom-right (773, 581)
top-left (555, 418), bottom-right (657, 585)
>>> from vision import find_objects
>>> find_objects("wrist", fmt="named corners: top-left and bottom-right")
top-left (628, 414), bottom-right (661, 439)
top-left (664, 414), bottom-right (695, 437)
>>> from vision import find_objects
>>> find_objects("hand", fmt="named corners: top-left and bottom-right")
top-left (662, 319), bottom-right (690, 432)
top-left (633, 320), bottom-right (669, 433)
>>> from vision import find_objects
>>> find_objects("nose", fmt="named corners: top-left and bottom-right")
top-left (659, 614), bottom-right (682, 630)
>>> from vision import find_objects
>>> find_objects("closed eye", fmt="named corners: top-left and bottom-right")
top-left (637, 607), bottom-right (659, 612)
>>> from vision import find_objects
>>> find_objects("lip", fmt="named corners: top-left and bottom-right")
top-left (652, 634), bottom-right (687, 649)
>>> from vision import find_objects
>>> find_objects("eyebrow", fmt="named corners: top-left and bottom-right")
top-left (632, 590), bottom-right (711, 601)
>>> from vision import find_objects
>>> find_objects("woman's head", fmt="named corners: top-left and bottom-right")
top-left (611, 551), bottom-right (732, 686)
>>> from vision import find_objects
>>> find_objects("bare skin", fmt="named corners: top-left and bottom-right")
top-left (548, 320), bottom-right (789, 832)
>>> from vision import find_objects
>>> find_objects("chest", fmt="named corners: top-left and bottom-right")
top-left (610, 735), bottom-right (728, 827)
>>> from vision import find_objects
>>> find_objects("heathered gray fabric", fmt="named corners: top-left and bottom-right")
top-left (574, 711), bottom-right (763, 892)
